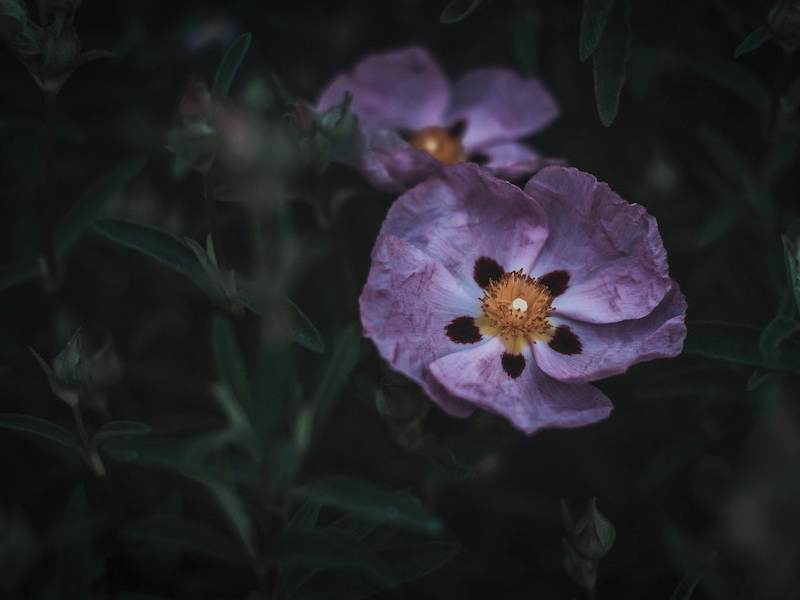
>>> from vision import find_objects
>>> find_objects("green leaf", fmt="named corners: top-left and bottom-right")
top-left (591, 0), bottom-right (630, 126)
top-left (579, 0), bottom-right (616, 62)
top-left (0, 262), bottom-right (39, 292)
top-left (119, 515), bottom-right (247, 563)
top-left (734, 25), bottom-right (774, 58)
top-left (439, 0), bottom-right (483, 24)
top-left (0, 413), bottom-right (84, 456)
top-left (683, 321), bottom-right (800, 374)
top-left (181, 469), bottom-right (256, 558)
top-left (295, 476), bottom-right (444, 535)
top-left (288, 501), bottom-right (321, 531)
top-left (211, 32), bottom-right (252, 100)
top-left (310, 324), bottom-right (361, 430)
top-left (56, 157), bottom-right (146, 253)
top-left (678, 53), bottom-right (771, 114)
top-left (237, 292), bottom-right (325, 353)
top-left (781, 75), bottom-right (800, 113)
top-left (211, 314), bottom-right (254, 415)
top-left (669, 566), bottom-right (703, 600)
top-left (759, 316), bottom-right (800, 364)
top-left (93, 218), bottom-right (207, 288)
top-left (92, 420), bottom-right (152, 446)
top-left (55, 487), bottom-right (91, 600)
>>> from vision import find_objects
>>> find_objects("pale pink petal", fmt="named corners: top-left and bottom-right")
top-left (449, 68), bottom-right (559, 149)
top-left (477, 141), bottom-right (567, 182)
top-left (317, 46), bottom-right (450, 131)
top-left (359, 233), bottom-right (484, 390)
top-left (534, 282), bottom-right (687, 384)
top-left (428, 339), bottom-right (613, 435)
top-left (382, 163), bottom-right (549, 295)
top-left (524, 166), bottom-right (673, 323)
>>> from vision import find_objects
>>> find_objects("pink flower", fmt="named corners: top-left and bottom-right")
top-left (317, 46), bottom-right (561, 192)
top-left (359, 163), bottom-right (687, 434)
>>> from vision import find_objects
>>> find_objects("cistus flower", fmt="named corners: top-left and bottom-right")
top-left (316, 45), bottom-right (561, 192)
top-left (359, 163), bottom-right (686, 434)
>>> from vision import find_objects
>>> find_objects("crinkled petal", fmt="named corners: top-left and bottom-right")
top-left (349, 128), bottom-right (443, 193)
top-left (476, 141), bottom-right (567, 182)
top-left (448, 68), bottom-right (559, 149)
top-left (360, 233), bottom-right (483, 391)
top-left (534, 282), bottom-right (687, 384)
top-left (524, 166), bottom-right (673, 323)
top-left (382, 163), bottom-right (549, 295)
top-left (428, 339), bottom-right (613, 435)
top-left (317, 46), bottom-right (450, 131)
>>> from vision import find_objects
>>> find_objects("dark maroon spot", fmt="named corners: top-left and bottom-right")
top-left (502, 353), bottom-right (526, 379)
top-left (539, 270), bottom-right (570, 297)
top-left (548, 325), bottom-right (582, 355)
top-left (473, 256), bottom-right (504, 288)
top-left (448, 119), bottom-right (467, 139)
top-left (468, 152), bottom-right (490, 165)
top-left (446, 316), bottom-right (482, 344)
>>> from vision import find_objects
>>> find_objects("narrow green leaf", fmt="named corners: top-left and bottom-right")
top-left (0, 413), bottom-right (83, 456)
top-left (211, 315), bottom-right (254, 416)
top-left (683, 321), bottom-right (800, 374)
top-left (0, 262), bottom-right (39, 292)
top-left (93, 218), bottom-right (206, 287)
top-left (181, 469), bottom-right (256, 558)
top-left (734, 25), bottom-right (774, 58)
top-left (669, 567), bottom-right (703, 600)
top-left (211, 32), bottom-right (252, 100)
top-left (92, 420), bottom-right (152, 446)
top-left (439, 0), bottom-right (483, 24)
top-left (295, 476), bottom-right (444, 535)
top-left (310, 324), bottom-right (361, 430)
top-left (120, 515), bottom-right (246, 563)
top-left (56, 157), bottom-right (146, 253)
top-left (288, 502), bottom-right (321, 531)
top-left (592, 0), bottom-right (630, 126)
top-left (237, 292), bottom-right (325, 353)
top-left (678, 53), bottom-right (771, 114)
top-left (579, 0), bottom-right (616, 61)
top-left (759, 316), bottom-right (800, 363)
top-left (55, 487), bottom-right (91, 600)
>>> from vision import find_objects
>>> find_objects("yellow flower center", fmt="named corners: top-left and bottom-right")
top-left (407, 126), bottom-right (465, 165)
top-left (476, 269), bottom-right (555, 354)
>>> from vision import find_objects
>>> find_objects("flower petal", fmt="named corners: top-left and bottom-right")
top-left (475, 141), bottom-right (567, 183)
top-left (428, 339), bottom-right (613, 435)
top-left (382, 163), bottom-right (549, 295)
top-left (524, 166), bottom-right (674, 323)
top-left (533, 282), bottom-right (687, 383)
top-left (448, 68), bottom-right (560, 149)
top-left (360, 233), bottom-right (483, 392)
top-left (349, 128), bottom-right (442, 193)
top-left (317, 45), bottom-right (450, 131)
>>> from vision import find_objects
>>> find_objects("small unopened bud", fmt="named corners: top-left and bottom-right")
top-left (318, 92), bottom-right (357, 153)
top-left (573, 497), bottom-right (616, 560)
top-left (53, 329), bottom-right (91, 386)
top-left (769, 0), bottom-right (800, 52)
top-left (167, 78), bottom-right (217, 173)
top-left (562, 538), bottom-right (597, 590)
top-left (43, 26), bottom-right (80, 71)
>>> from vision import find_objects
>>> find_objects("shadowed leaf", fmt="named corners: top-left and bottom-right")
top-left (592, 0), bottom-right (630, 126)
top-left (734, 25), bottom-right (774, 58)
top-left (92, 420), bottom-right (152, 446)
top-left (212, 315), bottom-right (254, 415)
top-left (212, 32), bottom-right (252, 100)
top-left (440, 0), bottom-right (483, 24)
top-left (310, 324), bottom-right (361, 430)
top-left (580, 0), bottom-right (616, 61)
top-left (0, 413), bottom-right (83, 456)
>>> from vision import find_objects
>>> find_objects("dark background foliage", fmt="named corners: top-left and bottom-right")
top-left (1, 0), bottom-right (800, 598)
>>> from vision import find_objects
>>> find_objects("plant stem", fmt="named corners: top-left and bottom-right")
top-left (203, 170), bottom-right (226, 269)
top-left (43, 91), bottom-right (59, 289)
top-left (71, 403), bottom-right (106, 477)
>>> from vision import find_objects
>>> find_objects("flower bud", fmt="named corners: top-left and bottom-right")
top-left (562, 538), bottom-right (597, 590)
top-left (769, 0), bottom-right (800, 52)
top-left (42, 25), bottom-right (80, 71)
top-left (572, 497), bottom-right (616, 560)
top-left (53, 328), bottom-right (91, 387)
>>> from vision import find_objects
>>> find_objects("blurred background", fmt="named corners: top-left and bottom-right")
top-left (1, 0), bottom-right (800, 598)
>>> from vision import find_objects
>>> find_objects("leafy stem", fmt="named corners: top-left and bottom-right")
top-left (70, 402), bottom-right (106, 478)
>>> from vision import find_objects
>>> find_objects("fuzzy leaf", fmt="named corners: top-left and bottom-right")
top-left (295, 476), bottom-right (443, 535)
top-left (439, 0), bottom-right (483, 24)
top-left (120, 515), bottom-right (247, 563)
top-left (0, 413), bottom-right (84, 456)
top-left (212, 314), bottom-right (254, 415)
top-left (734, 25), bottom-right (774, 58)
top-left (592, 0), bottom-right (630, 126)
top-left (56, 157), bottom-right (146, 253)
top-left (212, 32), bottom-right (252, 100)
top-left (580, 0), bottom-right (616, 61)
